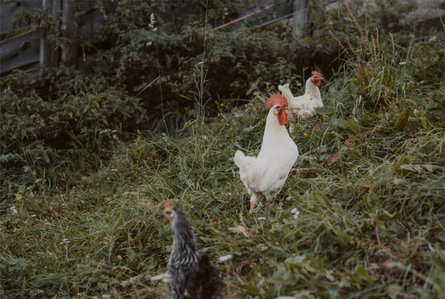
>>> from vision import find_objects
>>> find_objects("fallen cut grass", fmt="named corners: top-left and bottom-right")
top-left (1, 31), bottom-right (445, 298)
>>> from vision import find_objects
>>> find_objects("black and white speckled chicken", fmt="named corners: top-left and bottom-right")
top-left (162, 201), bottom-right (224, 299)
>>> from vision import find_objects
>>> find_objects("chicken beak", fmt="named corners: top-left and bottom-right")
top-left (161, 213), bottom-right (171, 224)
top-left (273, 109), bottom-right (279, 116)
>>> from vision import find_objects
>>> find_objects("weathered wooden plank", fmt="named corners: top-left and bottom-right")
top-left (77, 0), bottom-right (118, 43)
top-left (79, 8), bottom-right (103, 43)
top-left (0, 29), bottom-right (40, 73)
top-left (76, 0), bottom-right (97, 13)
top-left (293, 0), bottom-right (307, 38)
top-left (0, 0), bottom-right (42, 34)
top-left (40, 0), bottom-right (60, 69)
top-left (158, 0), bottom-right (194, 23)
top-left (61, 0), bottom-right (77, 63)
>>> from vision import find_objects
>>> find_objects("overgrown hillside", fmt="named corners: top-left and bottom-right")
top-left (1, 1), bottom-right (444, 298)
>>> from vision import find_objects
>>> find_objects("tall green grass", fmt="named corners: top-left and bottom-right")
top-left (1, 14), bottom-right (444, 299)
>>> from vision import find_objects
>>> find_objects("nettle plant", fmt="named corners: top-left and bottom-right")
top-left (0, 67), bottom-right (147, 201)
top-left (313, 1), bottom-right (444, 130)
top-left (98, 1), bottom-right (304, 106)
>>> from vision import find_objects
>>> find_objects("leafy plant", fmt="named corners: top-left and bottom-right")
top-left (0, 67), bottom-right (147, 205)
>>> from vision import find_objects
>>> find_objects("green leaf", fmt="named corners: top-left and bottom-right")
top-left (400, 163), bottom-right (441, 173)
top-left (394, 107), bottom-right (411, 131)
top-left (332, 118), bottom-right (347, 129)
top-left (346, 118), bottom-right (360, 134)
top-left (8, 258), bottom-right (27, 272)
top-left (416, 110), bottom-right (429, 130)
top-left (355, 266), bottom-right (372, 283)
top-left (43, 151), bottom-right (50, 164)
top-left (315, 106), bottom-right (334, 115)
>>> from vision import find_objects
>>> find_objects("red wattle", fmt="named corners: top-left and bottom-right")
top-left (278, 111), bottom-right (288, 126)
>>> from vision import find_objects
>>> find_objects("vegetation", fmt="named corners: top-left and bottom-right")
top-left (1, 0), bottom-right (444, 298)
top-left (0, 68), bottom-right (147, 207)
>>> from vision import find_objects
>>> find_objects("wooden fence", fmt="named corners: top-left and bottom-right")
top-left (0, 0), bottom-right (310, 76)
top-left (0, 0), bottom-right (106, 75)
top-left (1, 0), bottom-right (443, 76)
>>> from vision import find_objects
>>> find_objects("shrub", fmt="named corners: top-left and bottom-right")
top-left (0, 67), bottom-right (147, 204)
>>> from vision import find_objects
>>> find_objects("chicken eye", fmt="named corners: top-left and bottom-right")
top-left (166, 210), bottom-right (172, 216)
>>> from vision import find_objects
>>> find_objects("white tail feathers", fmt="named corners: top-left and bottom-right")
top-left (278, 83), bottom-right (294, 102)
top-left (278, 83), bottom-right (289, 92)
top-left (234, 150), bottom-right (245, 168)
top-left (234, 150), bottom-right (256, 171)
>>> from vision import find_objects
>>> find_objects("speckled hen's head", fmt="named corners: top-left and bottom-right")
top-left (264, 93), bottom-right (288, 126)
top-left (162, 201), bottom-right (176, 224)
top-left (310, 71), bottom-right (323, 87)
top-left (162, 201), bottom-right (197, 248)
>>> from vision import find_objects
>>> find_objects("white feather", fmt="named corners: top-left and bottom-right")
top-left (280, 77), bottom-right (323, 121)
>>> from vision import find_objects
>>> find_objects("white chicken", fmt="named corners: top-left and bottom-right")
top-left (279, 70), bottom-right (324, 121)
top-left (234, 93), bottom-right (299, 214)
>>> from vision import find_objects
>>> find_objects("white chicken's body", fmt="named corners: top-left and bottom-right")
top-left (279, 77), bottom-right (323, 121)
top-left (234, 105), bottom-right (299, 213)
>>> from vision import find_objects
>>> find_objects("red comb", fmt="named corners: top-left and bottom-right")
top-left (312, 70), bottom-right (323, 79)
top-left (164, 201), bottom-right (174, 208)
top-left (264, 93), bottom-right (288, 109)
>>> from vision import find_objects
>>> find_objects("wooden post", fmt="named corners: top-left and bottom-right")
top-left (61, 0), bottom-right (77, 64)
top-left (40, 0), bottom-right (60, 71)
top-left (293, 0), bottom-right (307, 38)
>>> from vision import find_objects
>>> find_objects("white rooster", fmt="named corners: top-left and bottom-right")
top-left (279, 70), bottom-right (324, 121)
top-left (234, 93), bottom-right (299, 214)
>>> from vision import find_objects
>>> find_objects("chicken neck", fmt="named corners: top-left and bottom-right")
top-left (169, 210), bottom-right (201, 265)
top-left (260, 106), bottom-right (291, 151)
top-left (305, 78), bottom-right (321, 100)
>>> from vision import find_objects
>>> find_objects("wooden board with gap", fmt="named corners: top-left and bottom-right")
top-left (0, 29), bottom-right (40, 73)
top-left (0, 0), bottom-right (41, 35)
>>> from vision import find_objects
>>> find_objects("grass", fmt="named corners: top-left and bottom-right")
top-left (1, 23), bottom-right (445, 299)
